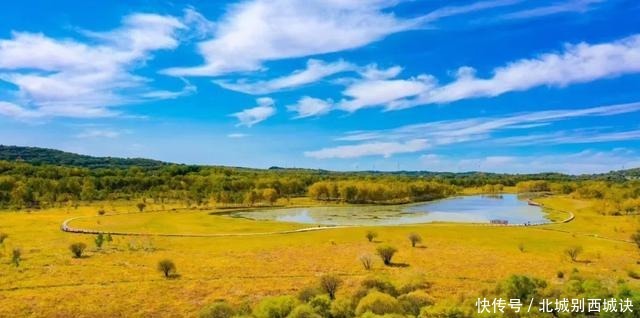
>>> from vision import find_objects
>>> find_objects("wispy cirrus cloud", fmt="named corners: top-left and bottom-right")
top-left (307, 101), bottom-right (640, 159)
top-left (305, 139), bottom-right (428, 159)
top-left (0, 13), bottom-right (193, 119)
top-left (329, 33), bottom-right (640, 113)
top-left (215, 59), bottom-right (354, 94)
top-left (286, 96), bottom-right (333, 119)
top-left (502, 0), bottom-right (604, 20)
top-left (163, 0), bottom-right (518, 77)
top-left (231, 97), bottom-right (276, 127)
top-left (420, 148), bottom-right (639, 174)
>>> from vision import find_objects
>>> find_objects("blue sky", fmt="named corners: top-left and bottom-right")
top-left (0, 0), bottom-right (639, 174)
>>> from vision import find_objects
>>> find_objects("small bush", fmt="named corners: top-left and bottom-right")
top-left (500, 275), bottom-right (547, 302)
top-left (360, 254), bottom-right (373, 270)
top-left (11, 248), bottom-right (21, 267)
top-left (69, 242), bottom-right (87, 258)
top-left (330, 298), bottom-right (354, 318)
top-left (137, 202), bottom-right (146, 212)
top-left (360, 277), bottom-right (399, 297)
top-left (355, 291), bottom-right (403, 316)
top-left (398, 274), bottom-right (432, 294)
top-left (98, 209), bottom-right (106, 216)
top-left (253, 296), bottom-right (297, 318)
top-left (319, 274), bottom-right (342, 299)
top-left (557, 271), bottom-right (564, 279)
top-left (408, 233), bottom-right (422, 247)
top-left (199, 301), bottom-right (235, 318)
top-left (518, 243), bottom-right (525, 253)
top-left (564, 246), bottom-right (583, 262)
top-left (628, 270), bottom-right (640, 280)
top-left (308, 295), bottom-right (331, 317)
top-left (95, 233), bottom-right (104, 249)
top-left (376, 245), bottom-right (397, 265)
top-left (157, 259), bottom-right (176, 278)
top-left (287, 304), bottom-right (321, 318)
top-left (298, 286), bottom-right (322, 303)
top-left (0, 232), bottom-right (8, 244)
top-left (398, 290), bottom-right (434, 316)
top-left (366, 231), bottom-right (378, 242)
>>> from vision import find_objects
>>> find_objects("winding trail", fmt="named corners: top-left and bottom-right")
top-left (60, 204), bottom-right (576, 238)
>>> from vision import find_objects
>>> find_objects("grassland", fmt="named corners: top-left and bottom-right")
top-left (0, 196), bottom-right (638, 317)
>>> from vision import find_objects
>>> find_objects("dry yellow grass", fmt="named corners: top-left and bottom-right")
top-left (0, 196), bottom-right (638, 317)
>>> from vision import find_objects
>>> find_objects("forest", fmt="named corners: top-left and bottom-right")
top-left (0, 146), bottom-right (639, 214)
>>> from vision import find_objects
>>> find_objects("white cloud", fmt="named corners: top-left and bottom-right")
top-left (359, 64), bottom-right (403, 80)
top-left (231, 97), bottom-right (276, 127)
top-left (419, 0), bottom-right (520, 23)
top-left (162, 0), bottom-right (438, 76)
top-left (0, 13), bottom-right (187, 119)
top-left (305, 139), bottom-right (429, 159)
top-left (332, 33), bottom-right (640, 112)
top-left (287, 96), bottom-right (333, 119)
top-left (310, 101), bottom-right (640, 159)
top-left (227, 133), bottom-right (249, 138)
top-left (502, 0), bottom-right (604, 20)
top-left (420, 149), bottom-right (640, 174)
top-left (76, 128), bottom-right (125, 139)
top-left (215, 59), bottom-right (354, 94)
top-left (338, 75), bottom-right (436, 112)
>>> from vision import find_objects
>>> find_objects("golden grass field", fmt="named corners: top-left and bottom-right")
top-left (0, 195), bottom-right (638, 317)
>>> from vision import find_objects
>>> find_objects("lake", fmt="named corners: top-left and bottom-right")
top-left (232, 194), bottom-right (549, 226)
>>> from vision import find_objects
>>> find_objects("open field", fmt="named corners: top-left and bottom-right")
top-left (0, 196), bottom-right (638, 317)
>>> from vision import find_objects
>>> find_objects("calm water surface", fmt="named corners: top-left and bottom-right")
top-left (232, 194), bottom-right (548, 226)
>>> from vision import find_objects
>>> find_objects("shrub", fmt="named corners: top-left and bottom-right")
top-left (11, 248), bottom-right (21, 267)
top-left (69, 242), bottom-right (87, 258)
top-left (298, 286), bottom-right (322, 303)
top-left (308, 295), bottom-right (331, 317)
top-left (137, 202), bottom-right (146, 212)
top-left (564, 246), bottom-right (583, 262)
top-left (628, 270), bottom-right (640, 280)
top-left (518, 243), bottom-right (525, 253)
top-left (355, 291), bottom-right (403, 316)
top-left (199, 301), bottom-right (235, 318)
top-left (98, 209), bottom-right (106, 216)
top-left (376, 245), bottom-right (397, 265)
top-left (557, 271), bottom-right (564, 279)
top-left (105, 233), bottom-right (113, 243)
top-left (253, 296), bottom-right (297, 318)
top-left (408, 233), bottom-right (422, 247)
top-left (500, 275), bottom-right (547, 302)
top-left (95, 233), bottom-right (104, 249)
top-left (360, 254), bottom-right (373, 270)
top-left (287, 304), bottom-right (321, 318)
top-left (330, 298), bottom-right (355, 318)
top-left (319, 274), bottom-right (342, 299)
top-left (0, 232), bottom-right (8, 244)
top-left (419, 305), bottom-right (468, 318)
top-left (360, 277), bottom-right (399, 297)
top-left (366, 231), bottom-right (378, 242)
top-left (398, 274), bottom-right (432, 294)
top-left (632, 230), bottom-right (640, 249)
top-left (157, 259), bottom-right (176, 278)
top-left (398, 290), bottom-right (434, 316)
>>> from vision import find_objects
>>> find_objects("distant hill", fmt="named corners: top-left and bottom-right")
top-left (1, 145), bottom-right (638, 178)
top-left (0, 145), bottom-right (167, 169)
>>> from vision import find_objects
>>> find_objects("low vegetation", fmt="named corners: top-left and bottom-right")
top-left (376, 245), bottom-right (398, 266)
top-left (69, 242), bottom-right (87, 258)
top-left (158, 259), bottom-right (177, 278)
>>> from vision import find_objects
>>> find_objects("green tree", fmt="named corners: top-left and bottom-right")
top-left (319, 274), bottom-right (342, 300)
top-left (408, 233), bottom-right (422, 247)
top-left (69, 242), bottom-right (87, 258)
top-left (157, 259), bottom-right (177, 278)
top-left (11, 248), bottom-right (21, 267)
top-left (355, 291), bottom-right (403, 316)
top-left (376, 245), bottom-right (398, 266)
top-left (365, 230), bottom-right (378, 242)
top-left (94, 233), bottom-right (105, 249)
